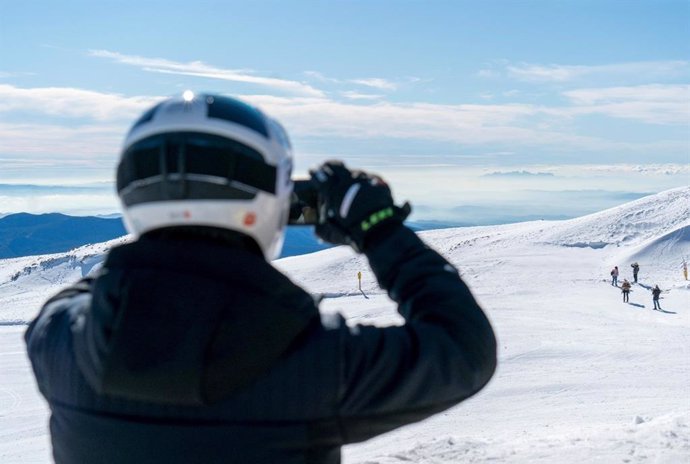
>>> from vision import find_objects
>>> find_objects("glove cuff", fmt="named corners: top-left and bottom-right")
top-left (355, 202), bottom-right (412, 252)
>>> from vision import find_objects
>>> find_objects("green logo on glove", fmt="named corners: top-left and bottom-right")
top-left (361, 207), bottom-right (394, 232)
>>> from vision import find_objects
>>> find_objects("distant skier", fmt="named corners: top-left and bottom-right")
top-left (631, 262), bottom-right (640, 283)
top-left (621, 279), bottom-right (631, 303)
top-left (651, 285), bottom-right (662, 310)
top-left (683, 260), bottom-right (688, 281)
top-left (610, 266), bottom-right (619, 286)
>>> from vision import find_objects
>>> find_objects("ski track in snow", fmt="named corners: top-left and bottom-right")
top-left (1, 187), bottom-right (689, 463)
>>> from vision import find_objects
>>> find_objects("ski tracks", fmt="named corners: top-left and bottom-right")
top-left (351, 412), bottom-right (690, 464)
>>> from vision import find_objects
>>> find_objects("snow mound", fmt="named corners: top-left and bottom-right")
top-left (630, 225), bottom-right (690, 260)
top-left (540, 186), bottom-right (690, 249)
top-left (625, 224), bottom-right (690, 264)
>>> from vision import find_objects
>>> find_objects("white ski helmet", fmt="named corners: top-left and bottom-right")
top-left (117, 92), bottom-right (293, 260)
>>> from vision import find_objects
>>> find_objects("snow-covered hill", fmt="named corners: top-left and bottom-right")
top-left (1, 186), bottom-right (688, 463)
top-left (275, 185), bottom-right (690, 298)
top-left (0, 237), bottom-right (127, 324)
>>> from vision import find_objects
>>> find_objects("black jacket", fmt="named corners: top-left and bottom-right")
top-left (25, 225), bottom-right (496, 464)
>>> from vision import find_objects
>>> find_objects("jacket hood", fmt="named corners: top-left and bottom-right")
top-left (73, 235), bottom-right (319, 405)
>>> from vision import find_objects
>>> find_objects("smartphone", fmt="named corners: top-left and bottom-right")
top-left (289, 179), bottom-right (320, 225)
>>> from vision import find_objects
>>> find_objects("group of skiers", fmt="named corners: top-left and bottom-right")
top-left (610, 262), bottom-right (663, 310)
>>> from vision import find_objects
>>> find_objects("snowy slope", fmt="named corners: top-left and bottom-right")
top-left (0, 187), bottom-right (689, 463)
top-left (0, 237), bottom-right (128, 324)
top-left (273, 187), bottom-right (690, 463)
top-left (276, 185), bottom-right (690, 298)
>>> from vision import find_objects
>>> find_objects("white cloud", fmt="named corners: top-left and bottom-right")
top-left (0, 71), bottom-right (36, 79)
top-left (0, 84), bottom-right (159, 120)
top-left (506, 60), bottom-right (690, 82)
top-left (340, 91), bottom-right (384, 100)
top-left (305, 70), bottom-right (406, 93)
top-left (244, 95), bottom-right (682, 153)
top-left (2, 83), bottom-right (683, 161)
top-left (304, 71), bottom-right (400, 93)
top-left (581, 163), bottom-right (690, 176)
top-left (561, 84), bottom-right (690, 125)
top-left (246, 96), bottom-right (541, 141)
top-left (303, 71), bottom-right (340, 84)
top-left (89, 50), bottom-right (326, 98)
top-left (508, 64), bottom-right (587, 82)
top-left (0, 84), bottom-right (559, 152)
top-left (0, 122), bottom-right (124, 158)
top-left (0, 79), bottom-right (686, 171)
top-left (350, 78), bottom-right (397, 90)
top-left (563, 84), bottom-right (689, 104)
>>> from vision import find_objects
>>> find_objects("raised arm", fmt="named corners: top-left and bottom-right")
top-left (309, 161), bottom-right (496, 442)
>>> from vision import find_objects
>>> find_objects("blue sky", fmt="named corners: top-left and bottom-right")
top-left (0, 0), bottom-right (688, 222)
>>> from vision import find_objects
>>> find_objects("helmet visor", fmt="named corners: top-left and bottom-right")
top-left (118, 132), bottom-right (277, 206)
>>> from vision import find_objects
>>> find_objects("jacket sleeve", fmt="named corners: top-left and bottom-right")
top-left (24, 278), bottom-right (93, 398)
top-left (336, 225), bottom-right (497, 444)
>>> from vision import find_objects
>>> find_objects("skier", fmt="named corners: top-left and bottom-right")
top-left (631, 262), bottom-right (640, 283)
top-left (683, 260), bottom-right (688, 281)
top-left (610, 266), bottom-right (619, 286)
top-left (652, 285), bottom-right (662, 310)
top-left (24, 93), bottom-right (497, 464)
top-left (621, 279), bottom-right (631, 303)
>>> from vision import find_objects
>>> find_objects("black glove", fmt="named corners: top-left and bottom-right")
top-left (309, 161), bottom-right (411, 252)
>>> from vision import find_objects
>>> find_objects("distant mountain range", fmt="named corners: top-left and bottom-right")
top-left (0, 212), bottom-right (473, 260)
top-left (282, 227), bottom-right (332, 257)
top-left (0, 213), bottom-right (334, 259)
top-left (0, 213), bottom-right (127, 259)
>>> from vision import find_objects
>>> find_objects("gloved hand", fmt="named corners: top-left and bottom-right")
top-left (309, 161), bottom-right (411, 252)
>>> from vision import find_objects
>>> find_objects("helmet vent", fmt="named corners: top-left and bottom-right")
top-left (207, 96), bottom-right (269, 138)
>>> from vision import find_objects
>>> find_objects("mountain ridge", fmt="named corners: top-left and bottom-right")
top-left (0, 212), bottom-right (126, 259)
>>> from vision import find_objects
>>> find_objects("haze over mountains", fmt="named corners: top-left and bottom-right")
top-left (0, 186), bottom-right (688, 463)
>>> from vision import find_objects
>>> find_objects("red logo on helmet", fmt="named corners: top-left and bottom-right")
top-left (244, 212), bottom-right (256, 226)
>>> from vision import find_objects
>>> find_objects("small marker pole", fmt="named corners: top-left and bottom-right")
top-left (357, 271), bottom-right (368, 299)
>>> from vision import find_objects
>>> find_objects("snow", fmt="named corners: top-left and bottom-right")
top-left (1, 186), bottom-right (689, 463)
